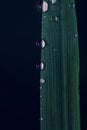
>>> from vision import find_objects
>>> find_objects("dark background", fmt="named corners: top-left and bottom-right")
top-left (0, 0), bottom-right (87, 130)
top-left (76, 1), bottom-right (87, 130)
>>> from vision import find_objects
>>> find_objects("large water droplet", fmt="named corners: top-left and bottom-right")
top-left (42, 1), bottom-right (48, 12)
top-left (36, 1), bottom-right (48, 12)
top-left (35, 39), bottom-right (46, 49)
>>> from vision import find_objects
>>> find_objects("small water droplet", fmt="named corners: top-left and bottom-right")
top-left (52, 16), bottom-right (59, 23)
top-left (40, 78), bottom-right (45, 84)
top-left (40, 86), bottom-right (42, 89)
top-left (41, 62), bottom-right (45, 70)
top-left (36, 62), bottom-right (45, 71)
top-left (40, 117), bottom-right (43, 121)
top-left (40, 95), bottom-right (42, 98)
top-left (69, 3), bottom-right (75, 8)
top-left (75, 33), bottom-right (78, 37)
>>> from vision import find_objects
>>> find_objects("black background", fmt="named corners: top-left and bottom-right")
top-left (76, 0), bottom-right (87, 130)
top-left (0, 0), bottom-right (87, 130)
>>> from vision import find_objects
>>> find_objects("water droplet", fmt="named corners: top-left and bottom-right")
top-left (41, 62), bottom-right (45, 70)
top-left (36, 1), bottom-right (48, 12)
top-left (40, 78), bottom-right (45, 84)
top-left (40, 117), bottom-right (43, 121)
top-left (51, 0), bottom-right (56, 4)
top-left (35, 39), bottom-right (46, 49)
top-left (40, 95), bottom-right (42, 98)
top-left (36, 62), bottom-right (45, 71)
top-left (40, 86), bottom-right (42, 89)
top-left (75, 33), bottom-right (78, 37)
top-left (42, 1), bottom-right (48, 12)
top-left (69, 3), bottom-right (75, 8)
top-left (52, 16), bottom-right (59, 23)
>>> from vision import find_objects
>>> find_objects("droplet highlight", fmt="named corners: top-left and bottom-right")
top-left (35, 39), bottom-right (46, 49)
top-left (36, 62), bottom-right (45, 71)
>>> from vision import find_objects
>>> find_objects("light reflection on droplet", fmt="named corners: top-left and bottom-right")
top-left (40, 117), bottom-right (43, 121)
top-left (35, 39), bottom-right (46, 49)
top-left (36, 62), bottom-right (45, 71)
top-left (40, 78), bottom-right (45, 84)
